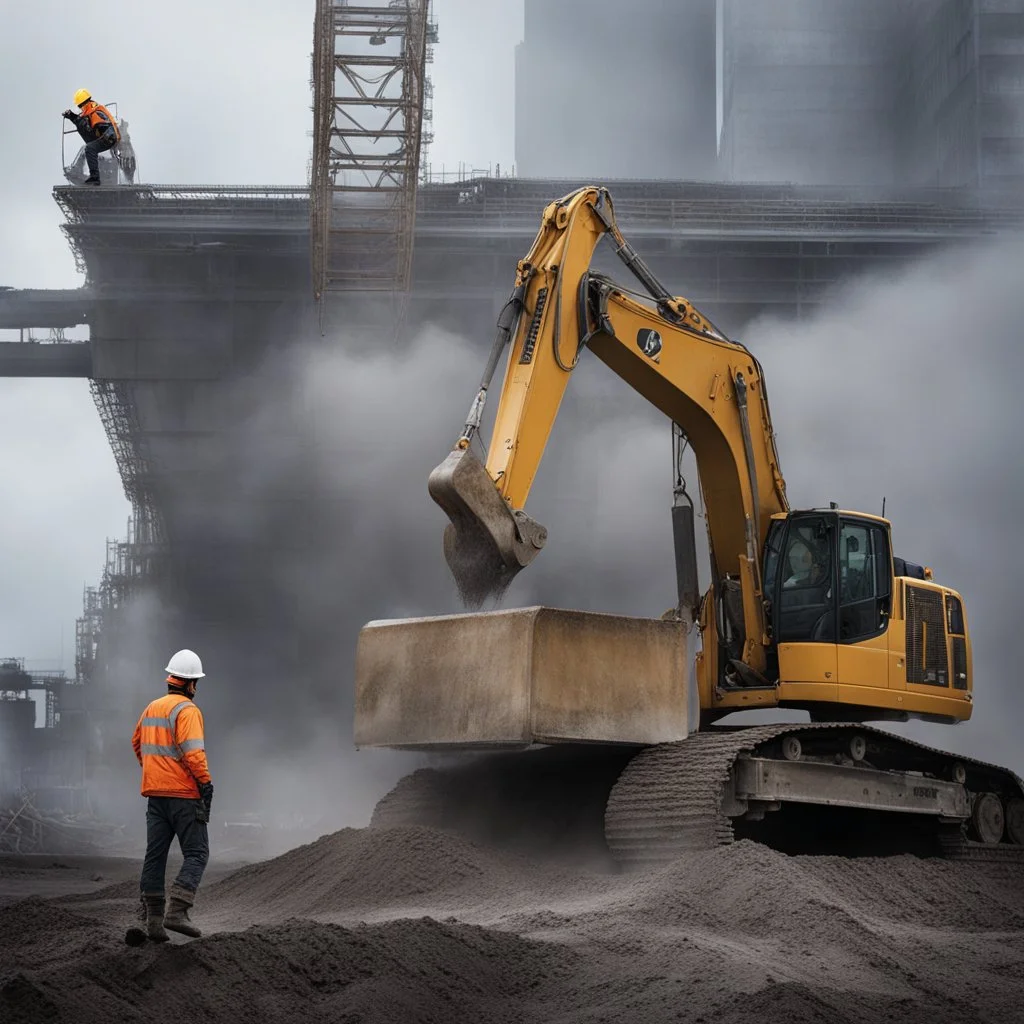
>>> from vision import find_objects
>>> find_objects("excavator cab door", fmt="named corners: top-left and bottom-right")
top-left (766, 513), bottom-right (894, 705)
top-left (766, 514), bottom-right (838, 698)
top-left (833, 518), bottom-right (893, 699)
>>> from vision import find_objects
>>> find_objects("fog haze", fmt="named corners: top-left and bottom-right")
top-left (1, 2), bottom-right (1021, 834)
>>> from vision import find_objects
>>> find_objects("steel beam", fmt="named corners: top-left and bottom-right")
top-left (0, 342), bottom-right (91, 378)
top-left (0, 289), bottom-right (92, 329)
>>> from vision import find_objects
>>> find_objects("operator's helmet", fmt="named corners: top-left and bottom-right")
top-left (73, 88), bottom-right (92, 108)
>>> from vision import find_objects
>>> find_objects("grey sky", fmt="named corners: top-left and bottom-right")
top-left (0, 0), bottom-right (523, 674)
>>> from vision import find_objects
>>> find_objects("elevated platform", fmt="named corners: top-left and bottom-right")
top-left (2, 178), bottom-right (1017, 375)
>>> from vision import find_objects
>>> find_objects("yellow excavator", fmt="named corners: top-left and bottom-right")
top-left (355, 187), bottom-right (1023, 863)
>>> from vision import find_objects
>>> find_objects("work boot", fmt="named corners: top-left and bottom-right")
top-left (142, 893), bottom-right (170, 943)
top-left (163, 885), bottom-right (202, 938)
top-left (83, 176), bottom-right (101, 186)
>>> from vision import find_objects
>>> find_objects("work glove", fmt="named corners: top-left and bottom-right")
top-left (62, 109), bottom-right (76, 121)
top-left (195, 783), bottom-right (213, 824)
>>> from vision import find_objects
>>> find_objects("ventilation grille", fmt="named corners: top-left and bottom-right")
top-left (906, 585), bottom-right (947, 686)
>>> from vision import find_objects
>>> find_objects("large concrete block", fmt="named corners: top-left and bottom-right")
top-left (354, 606), bottom-right (687, 750)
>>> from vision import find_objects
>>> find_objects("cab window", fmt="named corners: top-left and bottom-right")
top-left (762, 520), bottom-right (785, 599)
top-left (776, 516), bottom-right (835, 643)
top-left (838, 520), bottom-right (891, 642)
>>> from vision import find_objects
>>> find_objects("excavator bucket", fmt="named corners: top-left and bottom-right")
top-left (428, 447), bottom-right (548, 607)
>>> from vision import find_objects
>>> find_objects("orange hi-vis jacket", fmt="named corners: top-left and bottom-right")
top-left (132, 693), bottom-right (211, 799)
top-left (80, 100), bottom-right (121, 142)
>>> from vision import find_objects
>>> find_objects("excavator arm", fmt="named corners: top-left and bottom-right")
top-left (429, 187), bottom-right (789, 678)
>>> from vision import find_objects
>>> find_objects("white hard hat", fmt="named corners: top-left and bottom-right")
top-left (165, 649), bottom-right (205, 679)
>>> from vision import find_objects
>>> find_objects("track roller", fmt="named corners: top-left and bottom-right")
top-left (970, 793), bottom-right (1005, 845)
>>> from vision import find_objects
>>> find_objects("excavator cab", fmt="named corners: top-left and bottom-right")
top-left (719, 508), bottom-right (972, 726)
top-left (763, 511), bottom-right (892, 648)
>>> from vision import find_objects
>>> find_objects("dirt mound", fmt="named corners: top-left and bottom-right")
top-left (61, 878), bottom-right (139, 903)
top-left (1, 915), bottom-right (572, 1024)
top-left (712, 982), bottom-right (976, 1024)
top-left (617, 841), bottom-right (1024, 936)
top-left (3, 826), bottom-right (1023, 1024)
top-left (203, 825), bottom-right (538, 920)
top-left (0, 896), bottom-right (96, 948)
top-left (0, 896), bottom-right (102, 974)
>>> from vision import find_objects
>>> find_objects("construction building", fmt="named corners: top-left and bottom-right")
top-left (517, 0), bottom-right (1024, 188)
top-left (514, 0), bottom-right (718, 180)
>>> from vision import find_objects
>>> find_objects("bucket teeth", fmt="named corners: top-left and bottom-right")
top-left (428, 448), bottom-right (547, 607)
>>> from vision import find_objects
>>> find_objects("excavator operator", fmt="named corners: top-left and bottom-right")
top-left (62, 88), bottom-right (119, 185)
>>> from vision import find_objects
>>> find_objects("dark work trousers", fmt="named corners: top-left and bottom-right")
top-left (84, 132), bottom-right (117, 178)
top-left (140, 796), bottom-right (210, 895)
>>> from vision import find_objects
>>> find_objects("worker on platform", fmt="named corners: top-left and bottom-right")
top-left (62, 89), bottom-right (120, 186)
top-left (131, 649), bottom-right (214, 942)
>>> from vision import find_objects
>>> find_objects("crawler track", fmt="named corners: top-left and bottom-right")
top-left (371, 724), bottom-right (1024, 866)
top-left (606, 723), bottom-right (1024, 866)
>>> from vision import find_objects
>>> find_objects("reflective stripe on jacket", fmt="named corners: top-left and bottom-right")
top-left (80, 101), bottom-right (121, 143)
top-left (131, 693), bottom-right (211, 798)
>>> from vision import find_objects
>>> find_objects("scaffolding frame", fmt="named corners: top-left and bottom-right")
top-left (73, 508), bottom-right (166, 695)
top-left (90, 379), bottom-right (164, 543)
top-left (310, 0), bottom-right (435, 300)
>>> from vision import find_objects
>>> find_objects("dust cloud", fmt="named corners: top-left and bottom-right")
top-left (744, 234), bottom-right (1024, 770)
top-left (101, 323), bottom-right (486, 840)
top-left (96, 230), bottom-right (1024, 846)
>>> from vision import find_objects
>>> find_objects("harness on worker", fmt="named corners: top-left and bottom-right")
top-left (81, 101), bottom-right (121, 144)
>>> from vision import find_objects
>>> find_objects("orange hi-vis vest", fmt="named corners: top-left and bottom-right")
top-left (132, 693), bottom-right (211, 799)
top-left (80, 100), bottom-right (120, 143)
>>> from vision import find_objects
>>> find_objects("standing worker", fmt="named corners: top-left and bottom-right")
top-left (62, 88), bottom-right (120, 186)
top-left (131, 649), bottom-right (215, 942)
